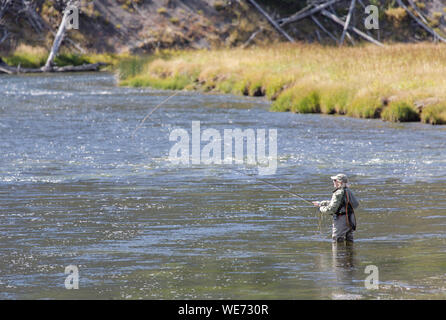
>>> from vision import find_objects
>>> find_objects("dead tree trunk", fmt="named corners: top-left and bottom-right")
top-left (0, 0), bottom-right (106, 74)
top-left (340, 0), bottom-right (356, 45)
top-left (42, 1), bottom-right (74, 72)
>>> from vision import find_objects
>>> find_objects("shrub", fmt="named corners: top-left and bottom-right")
top-left (385, 7), bottom-right (407, 27)
top-left (118, 56), bottom-right (150, 80)
top-left (272, 85), bottom-right (320, 114)
top-left (320, 86), bottom-right (351, 115)
top-left (349, 90), bottom-right (383, 118)
top-left (231, 78), bottom-right (250, 96)
top-left (433, 11), bottom-right (443, 19)
top-left (215, 78), bottom-right (236, 94)
top-left (157, 7), bottom-right (167, 14)
top-left (264, 76), bottom-right (292, 100)
top-left (271, 87), bottom-right (293, 112)
top-left (381, 101), bottom-right (420, 122)
top-left (416, 1), bottom-right (426, 9)
top-left (213, 1), bottom-right (226, 11)
top-left (4, 44), bottom-right (47, 68)
top-left (54, 53), bottom-right (90, 66)
top-left (421, 104), bottom-right (446, 124)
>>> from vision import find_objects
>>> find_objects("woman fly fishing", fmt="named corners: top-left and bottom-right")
top-left (313, 174), bottom-right (360, 243)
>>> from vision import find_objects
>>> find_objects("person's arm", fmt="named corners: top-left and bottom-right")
top-left (312, 200), bottom-right (330, 207)
top-left (319, 200), bottom-right (330, 206)
top-left (319, 189), bottom-right (344, 215)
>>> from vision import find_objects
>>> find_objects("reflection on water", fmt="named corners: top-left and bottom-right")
top-left (0, 73), bottom-right (445, 299)
top-left (331, 243), bottom-right (357, 299)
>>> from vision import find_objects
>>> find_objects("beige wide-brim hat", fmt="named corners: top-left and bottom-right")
top-left (331, 173), bottom-right (348, 183)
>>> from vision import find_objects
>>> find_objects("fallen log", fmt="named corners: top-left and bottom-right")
top-left (52, 63), bottom-right (107, 72)
top-left (0, 58), bottom-right (41, 74)
top-left (0, 58), bottom-right (107, 74)
top-left (246, 0), bottom-right (295, 42)
top-left (320, 10), bottom-right (384, 46)
top-left (279, 0), bottom-right (340, 26)
top-left (311, 15), bottom-right (338, 44)
top-left (276, 3), bottom-right (313, 24)
top-left (414, 97), bottom-right (439, 113)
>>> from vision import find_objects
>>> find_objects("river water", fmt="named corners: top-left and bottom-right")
top-left (0, 73), bottom-right (445, 299)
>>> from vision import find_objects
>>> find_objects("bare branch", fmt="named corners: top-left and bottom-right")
top-left (311, 15), bottom-right (338, 44)
top-left (246, 0), bottom-right (295, 42)
top-left (242, 27), bottom-right (264, 48)
top-left (320, 9), bottom-right (384, 46)
top-left (279, 0), bottom-right (341, 27)
top-left (407, 0), bottom-right (429, 25)
top-left (395, 0), bottom-right (446, 43)
top-left (0, 27), bottom-right (8, 44)
top-left (340, 0), bottom-right (356, 45)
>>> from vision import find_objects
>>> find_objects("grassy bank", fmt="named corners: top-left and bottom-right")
top-left (118, 43), bottom-right (446, 125)
top-left (2, 44), bottom-right (126, 70)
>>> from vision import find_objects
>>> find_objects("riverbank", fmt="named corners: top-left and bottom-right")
top-left (2, 44), bottom-right (125, 71)
top-left (118, 43), bottom-right (446, 125)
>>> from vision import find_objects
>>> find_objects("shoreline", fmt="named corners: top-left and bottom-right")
top-left (117, 43), bottom-right (446, 125)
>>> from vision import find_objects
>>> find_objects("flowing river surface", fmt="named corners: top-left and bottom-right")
top-left (0, 73), bottom-right (445, 299)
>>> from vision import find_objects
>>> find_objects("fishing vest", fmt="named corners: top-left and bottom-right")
top-left (334, 187), bottom-right (357, 231)
top-left (334, 187), bottom-right (354, 216)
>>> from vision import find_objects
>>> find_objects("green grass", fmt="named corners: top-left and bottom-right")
top-left (117, 56), bottom-right (150, 80)
top-left (3, 54), bottom-right (46, 68)
top-left (381, 101), bottom-right (420, 122)
top-left (3, 44), bottom-right (125, 70)
top-left (115, 43), bottom-right (446, 124)
top-left (120, 74), bottom-right (190, 90)
top-left (421, 103), bottom-right (446, 124)
top-left (274, 85), bottom-right (320, 113)
top-left (4, 52), bottom-right (95, 68)
top-left (3, 45), bottom-right (47, 68)
top-left (54, 53), bottom-right (91, 66)
top-left (320, 86), bottom-right (351, 115)
top-left (348, 90), bottom-right (383, 119)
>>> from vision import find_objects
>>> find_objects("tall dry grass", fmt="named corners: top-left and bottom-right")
top-left (118, 43), bottom-right (446, 124)
top-left (3, 44), bottom-right (127, 70)
top-left (3, 44), bottom-right (48, 68)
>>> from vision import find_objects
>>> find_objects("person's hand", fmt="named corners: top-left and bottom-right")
top-left (312, 201), bottom-right (320, 207)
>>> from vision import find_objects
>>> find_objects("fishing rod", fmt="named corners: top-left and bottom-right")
top-left (233, 168), bottom-right (325, 234)
top-left (132, 90), bottom-right (181, 138)
top-left (131, 91), bottom-right (324, 229)
top-left (232, 168), bottom-right (315, 205)
top-left (130, 92), bottom-right (316, 206)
